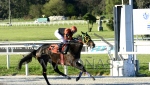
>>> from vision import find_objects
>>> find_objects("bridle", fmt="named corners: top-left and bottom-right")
top-left (82, 34), bottom-right (92, 45)
top-left (81, 33), bottom-right (95, 49)
top-left (73, 32), bottom-right (95, 48)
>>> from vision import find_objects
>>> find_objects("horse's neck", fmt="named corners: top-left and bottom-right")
top-left (69, 42), bottom-right (83, 55)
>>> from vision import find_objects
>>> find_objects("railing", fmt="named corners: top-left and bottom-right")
top-left (0, 40), bottom-right (110, 76)
top-left (0, 40), bottom-right (113, 76)
top-left (0, 20), bottom-right (89, 26)
top-left (1, 40), bottom-right (150, 76)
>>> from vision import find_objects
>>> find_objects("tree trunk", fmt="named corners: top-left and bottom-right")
top-left (87, 20), bottom-right (89, 31)
top-left (88, 23), bottom-right (93, 32)
top-left (88, 27), bottom-right (92, 32)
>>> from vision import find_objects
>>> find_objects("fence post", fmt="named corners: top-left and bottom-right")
top-left (149, 62), bottom-right (150, 71)
top-left (85, 45), bottom-right (88, 52)
top-left (22, 55), bottom-right (29, 76)
top-left (135, 60), bottom-right (139, 73)
top-left (64, 66), bottom-right (68, 75)
top-left (25, 63), bottom-right (29, 76)
top-left (6, 47), bottom-right (10, 69)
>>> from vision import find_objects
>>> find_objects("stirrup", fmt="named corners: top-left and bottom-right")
top-left (61, 62), bottom-right (64, 65)
top-left (63, 51), bottom-right (67, 54)
top-left (58, 49), bottom-right (61, 52)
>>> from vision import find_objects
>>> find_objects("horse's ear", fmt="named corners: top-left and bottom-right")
top-left (81, 31), bottom-right (84, 34)
top-left (85, 32), bottom-right (88, 35)
top-left (81, 31), bottom-right (86, 35)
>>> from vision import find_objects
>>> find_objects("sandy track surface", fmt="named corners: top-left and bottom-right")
top-left (0, 76), bottom-right (150, 85)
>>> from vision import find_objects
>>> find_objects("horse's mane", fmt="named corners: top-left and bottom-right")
top-left (67, 35), bottom-right (83, 57)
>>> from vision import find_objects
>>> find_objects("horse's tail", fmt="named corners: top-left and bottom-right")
top-left (18, 50), bottom-right (37, 70)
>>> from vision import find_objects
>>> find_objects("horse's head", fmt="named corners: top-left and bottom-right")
top-left (81, 31), bottom-right (95, 49)
top-left (68, 31), bottom-right (95, 56)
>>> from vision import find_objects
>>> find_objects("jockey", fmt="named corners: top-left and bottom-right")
top-left (54, 26), bottom-right (77, 54)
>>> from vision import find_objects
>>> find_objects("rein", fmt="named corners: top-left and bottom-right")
top-left (82, 35), bottom-right (91, 45)
top-left (69, 34), bottom-right (92, 45)
top-left (77, 39), bottom-right (84, 44)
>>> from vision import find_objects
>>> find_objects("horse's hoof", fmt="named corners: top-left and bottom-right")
top-left (17, 66), bottom-right (21, 71)
top-left (65, 76), bottom-right (71, 80)
top-left (76, 77), bottom-right (80, 81)
top-left (92, 77), bottom-right (95, 81)
top-left (67, 76), bottom-right (71, 80)
top-left (47, 83), bottom-right (51, 85)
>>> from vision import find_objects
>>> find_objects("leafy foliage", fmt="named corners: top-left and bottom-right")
top-left (83, 13), bottom-right (96, 32)
top-left (42, 0), bottom-right (66, 16)
top-left (105, 0), bottom-right (122, 18)
top-left (66, 4), bottom-right (77, 16)
top-left (106, 17), bottom-right (114, 31)
top-left (29, 4), bottom-right (43, 18)
top-left (0, 0), bottom-right (150, 19)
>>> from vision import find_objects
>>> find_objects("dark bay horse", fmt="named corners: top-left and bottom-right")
top-left (18, 31), bottom-right (95, 85)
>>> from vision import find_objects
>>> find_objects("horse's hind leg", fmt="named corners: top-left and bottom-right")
top-left (38, 56), bottom-right (51, 85)
top-left (51, 62), bottom-right (71, 80)
top-left (75, 62), bottom-right (95, 81)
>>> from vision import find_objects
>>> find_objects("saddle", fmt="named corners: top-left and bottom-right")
top-left (48, 44), bottom-right (68, 65)
top-left (48, 44), bottom-right (68, 53)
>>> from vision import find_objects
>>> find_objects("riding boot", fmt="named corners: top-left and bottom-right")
top-left (58, 42), bottom-right (63, 53)
top-left (63, 44), bottom-right (70, 54)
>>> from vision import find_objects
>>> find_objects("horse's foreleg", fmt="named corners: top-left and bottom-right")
top-left (38, 58), bottom-right (51, 85)
top-left (85, 72), bottom-right (95, 81)
top-left (75, 62), bottom-right (95, 81)
top-left (74, 62), bottom-right (84, 81)
top-left (51, 62), bottom-right (71, 80)
top-left (76, 71), bottom-right (83, 81)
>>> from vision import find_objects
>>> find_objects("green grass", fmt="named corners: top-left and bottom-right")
top-left (0, 23), bottom-right (114, 41)
top-left (0, 22), bottom-right (113, 76)
top-left (0, 54), bottom-right (150, 76)
top-left (0, 54), bottom-right (110, 76)
top-left (0, 22), bottom-right (149, 76)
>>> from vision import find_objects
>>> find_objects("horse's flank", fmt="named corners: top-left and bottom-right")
top-left (35, 41), bottom-right (83, 66)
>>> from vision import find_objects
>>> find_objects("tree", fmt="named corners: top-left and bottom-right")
top-left (0, 0), bottom-right (8, 19)
top-left (105, 0), bottom-right (122, 18)
top-left (135, 0), bottom-right (150, 8)
top-left (29, 0), bottom-right (49, 5)
top-left (66, 4), bottom-right (76, 16)
top-left (10, 0), bottom-right (29, 18)
top-left (42, 0), bottom-right (66, 16)
top-left (77, 0), bottom-right (103, 16)
top-left (96, 0), bottom-right (106, 15)
top-left (29, 4), bottom-right (43, 18)
top-left (106, 17), bottom-right (114, 31)
top-left (83, 13), bottom-right (96, 32)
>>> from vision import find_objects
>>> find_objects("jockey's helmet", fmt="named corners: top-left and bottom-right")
top-left (71, 26), bottom-right (77, 33)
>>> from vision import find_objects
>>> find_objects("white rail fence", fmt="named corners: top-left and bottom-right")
top-left (0, 20), bottom-right (104, 26)
top-left (1, 41), bottom-right (150, 76)
top-left (0, 40), bottom-right (112, 76)
top-left (0, 20), bottom-right (90, 26)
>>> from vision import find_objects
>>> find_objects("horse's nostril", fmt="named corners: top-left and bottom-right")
top-left (93, 44), bottom-right (95, 48)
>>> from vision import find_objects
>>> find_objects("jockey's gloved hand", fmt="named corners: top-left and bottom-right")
top-left (66, 34), bottom-right (70, 38)
top-left (72, 37), bottom-right (78, 41)
top-left (66, 34), bottom-right (70, 37)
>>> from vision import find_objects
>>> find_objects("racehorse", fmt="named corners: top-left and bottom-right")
top-left (18, 31), bottom-right (95, 85)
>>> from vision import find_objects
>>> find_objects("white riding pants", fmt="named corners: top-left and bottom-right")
top-left (54, 30), bottom-right (66, 43)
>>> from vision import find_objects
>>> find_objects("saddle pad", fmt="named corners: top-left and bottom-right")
top-left (48, 44), bottom-right (59, 53)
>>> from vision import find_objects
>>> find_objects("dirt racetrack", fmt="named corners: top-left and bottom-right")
top-left (0, 76), bottom-right (150, 85)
